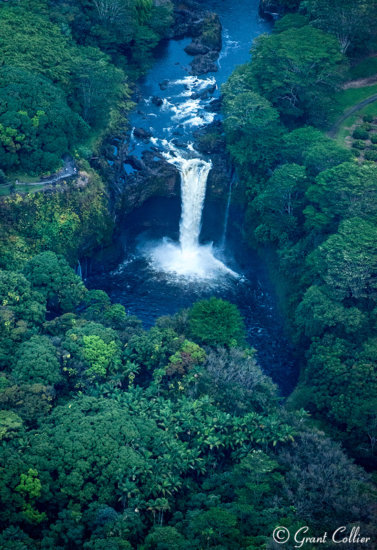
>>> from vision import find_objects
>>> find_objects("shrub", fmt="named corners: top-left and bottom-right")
top-left (352, 140), bottom-right (366, 150)
top-left (363, 114), bottom-right (374, 123)
top-left (188, 297), bottom-right (246, 347)
top-left (353, 128), bottom-right (369, 140)
top-left (365, 149), bottom-right (377, 161)
top-left (370, 134), bottom-right (377, 144)
top-left (352, 149), bottom-right (361, 157)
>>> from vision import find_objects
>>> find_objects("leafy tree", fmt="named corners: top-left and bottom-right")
top-left (0, 383), bottom-right (54, 425)
top-left (295, 285), bottom-right (367, 338)
top-left (188, 298), bottom-right (246, 347)
top-left (0, 410), bottom-right (23, 441)
top-left (12, 335), bottom-right (62, 386)
top-left (187, 508), bottom-right (240, 549)
top-left (302, 140), bottom-right (352, 176)
top-left (308, 218), bottom-right (377, 301)
top-left (252, 163), bottom-right (307, 243)
top-left (282, 126), bottom-right (328, 163)
top-left (303, 0), bottom-right (377, 54)
top-left (274, 13), bottom-right (309, 32)
top-left (0, 270), bottom-right (45, 367)
top-left (72, 46), bottom-right (125, 126)
top-left (223, 81), bottom-right (283, 172)
top-left (143, 526), bottom-right (187, 550)
top-left (198, 347), bottom-right (277, 414)
top-left (23, 251), bottom-right (86, 312)
top-left (0, 67), bottom-right (87, 174)
top-left (63, 322), bottom-right (122, 383)
top-left (278, 430), bottom-right (375, 528)
top-left (125, 327), bottom-right (183, 373)
top-left (0, 9), bottom-right (76, 86)
top-left (305, 162), bottom-right (377, 230)
top-left (250, 26), bottom-right (347, 124)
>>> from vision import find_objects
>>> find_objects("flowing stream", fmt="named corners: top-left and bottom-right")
top-left (87, 0), bottom-right (298, 394)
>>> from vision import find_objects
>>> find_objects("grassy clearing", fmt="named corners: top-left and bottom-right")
top-left (336, 102), bottom-right (377, 146)
top-left (0, 184), bottom-right (46, 197)
top-left (334, 83), bottom-right (377, 115)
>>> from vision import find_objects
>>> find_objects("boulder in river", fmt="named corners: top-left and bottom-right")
top-left (190, 51), bottom-right (219, 76)
top-left (191, 83), bottom-right (217, 100)
top-left (152, 96), bottom-right (164, 107)
top-left (133, 127), bottom-right (152, 141)
top-left (205, 98), bottom-right (222, 112)
top-left (184, 41), bottom-right (211, 56)
top-left (159, 79), bottom-right (170, 91)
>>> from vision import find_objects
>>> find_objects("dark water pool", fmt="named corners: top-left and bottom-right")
top-left (86, 197), bottom-right (298, 395)
top-left (86, 1), bottom-right (298, 395)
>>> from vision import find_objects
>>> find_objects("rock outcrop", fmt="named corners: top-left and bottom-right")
top-left (171, 1), bottom-right (222, 75)
top-left (120, 152), bottom-right (180, 216)
top-left (258, 0), bottom-right (284, 20)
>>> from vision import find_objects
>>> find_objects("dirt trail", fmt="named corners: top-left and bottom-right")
top-left (343, 75), bottom-right (377, 89)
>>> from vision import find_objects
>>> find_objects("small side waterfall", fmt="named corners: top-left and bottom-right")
top-left (76, 260), bottom-right (83, 279)
top-left (220, 171), bottom-right (236, 250)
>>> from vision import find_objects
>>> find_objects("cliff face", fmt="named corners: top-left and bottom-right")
top-left (119, 155), bottom-right (180, 216)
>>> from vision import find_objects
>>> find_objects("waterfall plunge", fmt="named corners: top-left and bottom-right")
top-left (173, 156), bottom-right (211, 251)
top-left (144, 149), bottom-right (237, 280)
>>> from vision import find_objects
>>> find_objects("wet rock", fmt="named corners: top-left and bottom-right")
top-left (133, 127), bottom-right (152, 141)
top-left (152, 96), bottom-right (164, 107)
top-left (159, 79), bottom-right (170, 90)
top-left (126, 155), bottom-right (145, 171)
top-left (191, 83), bottom-right (217, 100)
top-left (258, 0), bottom-right (284, 20)
top-left (190, 51), bottom-right (219, 75)
top-left (184, 41), bottom-right (210, 56)
top-left (205, 98), bottom-right (222, 112)
top-left (171, 139), bottom-right (187, 149)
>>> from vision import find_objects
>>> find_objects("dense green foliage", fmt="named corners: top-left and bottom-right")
top-left (0, 166), bottom-right (111, 270)
top-left (1, 0), bottom-right (377, 547)
top-left (0, 0), bottom-right (173, 175)
top-left (0, 254), bottom-right (375, 548)
top-left (222, 6), bottom-right (377, 469)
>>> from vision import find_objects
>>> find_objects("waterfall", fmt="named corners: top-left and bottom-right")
top-left (167, 155), bottom-right (212, 252)
top-left (220, 171), bottom-right (236, 250)
top-left (76, 260), bottom-right (83, 279)
top-left (143, 146), bottom-right (237, 280)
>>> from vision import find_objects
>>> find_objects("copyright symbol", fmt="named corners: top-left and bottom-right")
top-left (273, 526), bottom-right (290, 544)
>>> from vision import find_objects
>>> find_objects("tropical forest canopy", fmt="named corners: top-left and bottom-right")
top-left (0, 0), bottom-right (377, 549)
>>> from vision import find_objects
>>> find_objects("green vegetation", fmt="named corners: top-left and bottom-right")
top-left (222, 7), bottom-right (377, 470)
top-left (1, 0), bottom-right (377, 547)
top-left (0, 254), bottom-right (375, 548)
top-left (350, 56), bottom-right (377, 79)
top-left (0, 0), bottom-right (173, 177)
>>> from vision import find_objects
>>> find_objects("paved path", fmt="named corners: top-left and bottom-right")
top-left (15, 156), bottom-right (77, 187)
top-left (328, 93), bottom-right (377, 138)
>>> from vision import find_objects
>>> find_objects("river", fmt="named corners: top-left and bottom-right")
top-left (87, 0), bottom-right (298, 395)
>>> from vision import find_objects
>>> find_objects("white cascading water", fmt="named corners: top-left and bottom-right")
top-left (172, 156), bottom-right (211, 251)
top-left (144, 146), bottom-right (237, 280)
